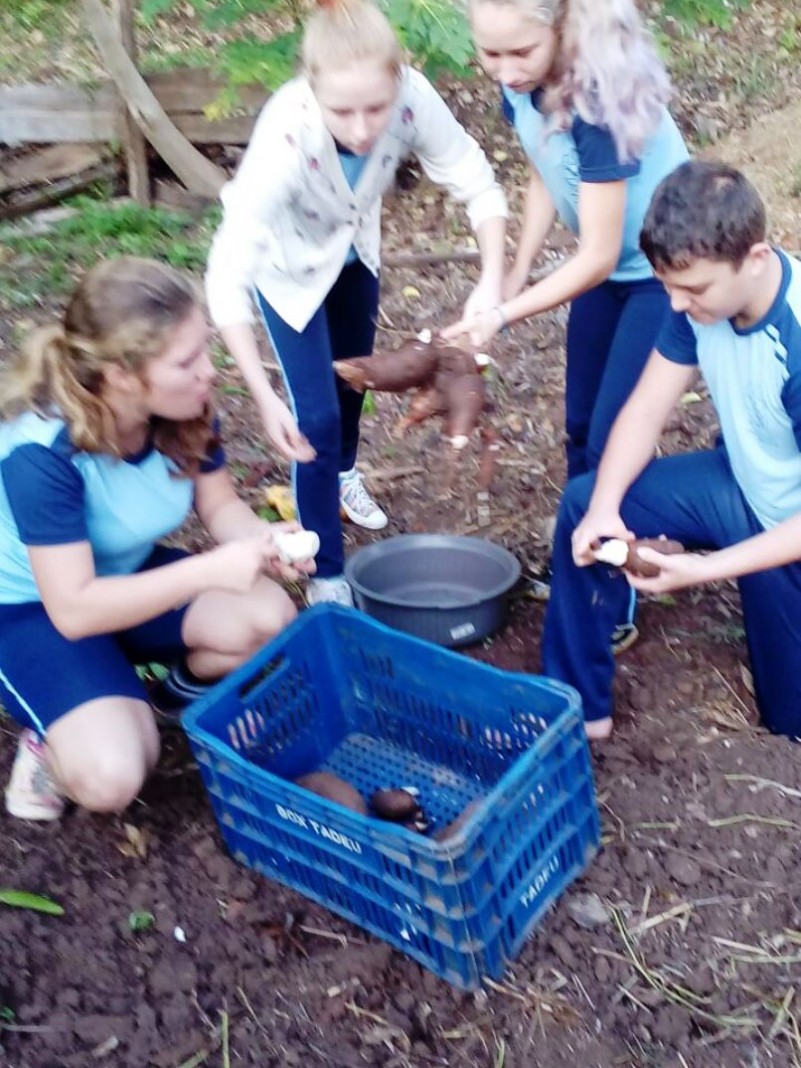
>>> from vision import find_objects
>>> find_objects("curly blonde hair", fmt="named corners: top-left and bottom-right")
top-left (0, 257), bottom-right (216, 477)
top-left (470, 0), bottom-right (672, 162)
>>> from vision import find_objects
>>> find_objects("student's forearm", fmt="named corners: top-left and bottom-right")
top-left (501, 247), bottom-right (613, 324)
top-left (589, 399), bottom-right (664, 514)
top-left (474, 215), bottom-right (506, 288)
top-left (696, 513), bottom-right (801, 583)
top-left (512, 171), bottom-right (557, 276)
top-left (219, 323), bottom-right (279, 410)
top-left (201, 495), bottom-right (266, 544)
top-left (43, 553), bottom-right (222, 640)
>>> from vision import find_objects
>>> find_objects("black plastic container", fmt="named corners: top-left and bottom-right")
top-left (344, 534), bottom-right (520, 647)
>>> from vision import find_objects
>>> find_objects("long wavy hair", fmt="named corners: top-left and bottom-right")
top-left (301, 0), bottom-right (404, 86)
top-left (471, 0), bottom-right (672, 161)
top-left (0, 257), bottom-right (216, 477)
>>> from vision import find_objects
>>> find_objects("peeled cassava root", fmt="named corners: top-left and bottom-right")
top-left (594, 536), bottom-right (685, 578)
top-left (333, 333), bottom-right (490, 449)
top-left (294, 772), bottom-right (368, 815)
top-left (273, 529), bottom-right (320, 564)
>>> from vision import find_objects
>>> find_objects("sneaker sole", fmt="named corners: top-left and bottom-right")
top-left (4, 793), bottom-right (64, 821)
top-left (339, 501), bottom-right (388, 530)
top-left (612, 625), bottom-right (639, 657)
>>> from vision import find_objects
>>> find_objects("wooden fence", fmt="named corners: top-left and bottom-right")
top-left (0, 69), bottom-right (265, 147)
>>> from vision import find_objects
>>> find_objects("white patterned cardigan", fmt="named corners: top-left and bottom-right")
top-left (205, 66), bottom-right (507, 333)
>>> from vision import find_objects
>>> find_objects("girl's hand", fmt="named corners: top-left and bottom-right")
top-left (204, 534), bottom-right (282, 593)
top-left (260, 393), bottom-right (316, 463)
top-left (441, 305), bottom-right (505, 349)
top-left (461, 275), bottom-right (503, 321)
top-left (572, 510), bottom-right (633, 567)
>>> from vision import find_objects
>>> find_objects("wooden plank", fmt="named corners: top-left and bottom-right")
top-left (0, 144), bottom-right (103, 194)
top-left (114, 0), bottom-right (150, 205)
top-left (0, 71), bottom-right (266, 146)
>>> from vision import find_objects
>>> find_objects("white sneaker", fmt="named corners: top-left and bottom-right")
top-left (339, 469), bottom-right (388, 530)
top-left (306, 576), bottom-right (354, 607)
top-left (5, 729), bottom-right (65, 821)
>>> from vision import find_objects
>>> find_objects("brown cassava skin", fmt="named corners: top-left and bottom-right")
top-left (294, 772), bottom-right (368, 815)
top-left (438, 372), bottom-right (486, 440)
top-left (394, 382), bottom-right (446, 435)
top-left (370, 788), bottom-right (422, 822)
top-left (434, 799), bottom-right (482, 842)
top-left (625, 538), bottom-right (685, 578)
top-left (333, 341), bottom-right (439, 393)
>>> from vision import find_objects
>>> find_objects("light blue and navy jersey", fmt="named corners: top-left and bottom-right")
top-left (658, 250), bottom-right (801, 530)
top-left (0, 411), bottom-right (225, 604)
top-left (501, 88), bottom-right (688, 282)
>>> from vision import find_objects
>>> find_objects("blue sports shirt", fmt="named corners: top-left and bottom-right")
top-left (657, 250), bottom-right (801, 530)
top-left (501, 88), bottom-right (689, 282)
top-left (0, 411), bottom-right (225, 604)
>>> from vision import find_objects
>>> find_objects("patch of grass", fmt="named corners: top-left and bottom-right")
top-left (0, 0), bottom-right (77, 78)
top-left (732, 54), bottom-right (776, 104)
top-left (0, 197), bottom-right (220, 316)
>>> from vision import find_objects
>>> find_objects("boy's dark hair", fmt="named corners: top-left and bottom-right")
top-left (640, 160), bottom-right (766, 271)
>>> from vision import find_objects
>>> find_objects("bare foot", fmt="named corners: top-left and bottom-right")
top-left (584, 716), bottom-right (613, 741)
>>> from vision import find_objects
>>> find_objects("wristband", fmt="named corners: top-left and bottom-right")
top-left (493, 305), bottom-right (509, 333)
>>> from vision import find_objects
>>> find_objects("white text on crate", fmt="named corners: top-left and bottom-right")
top-left (520, 855), bottom-right (560, 908)
top-left (276, 804), bottom-right (364, 854)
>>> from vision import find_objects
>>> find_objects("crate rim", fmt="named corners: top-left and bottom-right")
top-left (180, 603), bottom-right (586, 852)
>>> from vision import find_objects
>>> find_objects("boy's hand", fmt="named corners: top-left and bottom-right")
top-left (572, 510), bottom-right (633, 567)
top-left (624, 548), bottom-right (709, 594)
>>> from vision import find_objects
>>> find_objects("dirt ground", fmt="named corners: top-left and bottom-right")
top-left (3, 9), bottom-right (801, 1066)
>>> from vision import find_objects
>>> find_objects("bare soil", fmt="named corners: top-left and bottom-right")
top-left (3, 7), bottom-right (801, 1065)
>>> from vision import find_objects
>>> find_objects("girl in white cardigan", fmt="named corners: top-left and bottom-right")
top-left (205, 0), bottom-right (507, 606)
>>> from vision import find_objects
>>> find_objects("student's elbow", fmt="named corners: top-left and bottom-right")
top-left (45, 601), bottom-right (96, 641)
top-left (583, 244), bottom-right (620, 286)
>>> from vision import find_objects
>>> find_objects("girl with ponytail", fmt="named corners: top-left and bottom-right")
top-left (448, 0), bottom-right (689, 479)
top-left (205, 0), bottom-right (508, 607)
top-left (1, 257), bottom-right (313, 821)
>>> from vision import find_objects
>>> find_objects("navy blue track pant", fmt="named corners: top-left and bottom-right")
top-left (257, 261), bottom-right (379, 579)
top-left (542, 447), bottom-right (801, 737)
top-left (565, 276), bottom-right (670, 478)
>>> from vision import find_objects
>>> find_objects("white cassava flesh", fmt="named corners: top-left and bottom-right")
top-left (274, 530), bottom-right (320, 564)
top-left (593, 539), bottom-right (630, 567)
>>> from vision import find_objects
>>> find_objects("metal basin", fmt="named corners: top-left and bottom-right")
top-left (344, 534), bottom-right (521, 648)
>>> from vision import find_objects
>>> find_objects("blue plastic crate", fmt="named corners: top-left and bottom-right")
top-left (182, 604), bottom-right (600, 989)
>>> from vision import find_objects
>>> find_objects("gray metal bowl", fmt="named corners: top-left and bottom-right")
top-left (344, 534), bottom-right (521, 648)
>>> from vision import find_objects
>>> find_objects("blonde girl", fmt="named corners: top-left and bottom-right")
top-left (450, 0), bottom-right (689, 480)
top-left (1, 257), bottom-right (312, 821)
top-left (205, 0), bottom-right (508, 607)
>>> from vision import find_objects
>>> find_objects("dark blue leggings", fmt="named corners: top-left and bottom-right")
top-left (565, 276), bottom-right (670, 478)
top-left (542, 448), bottom-right (801, 737)
top-left (257, 262), bottom-right (379, 578)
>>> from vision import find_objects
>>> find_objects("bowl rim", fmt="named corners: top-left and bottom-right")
top-left (344, 533), bottom-right (521, 610)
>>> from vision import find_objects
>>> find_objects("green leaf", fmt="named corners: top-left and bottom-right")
top-left (128, 910), bottom-right (156, 932)
top-left (0, 889), bottom-right (65, 915)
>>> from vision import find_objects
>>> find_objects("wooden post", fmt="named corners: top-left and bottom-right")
top-left (83, 0), bottom-right (226, 197)
top-left (113, 0), bottom-right (150, 204)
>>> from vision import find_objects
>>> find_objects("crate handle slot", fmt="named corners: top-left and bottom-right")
top-left (238, 654), bottom-right (288, 702)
